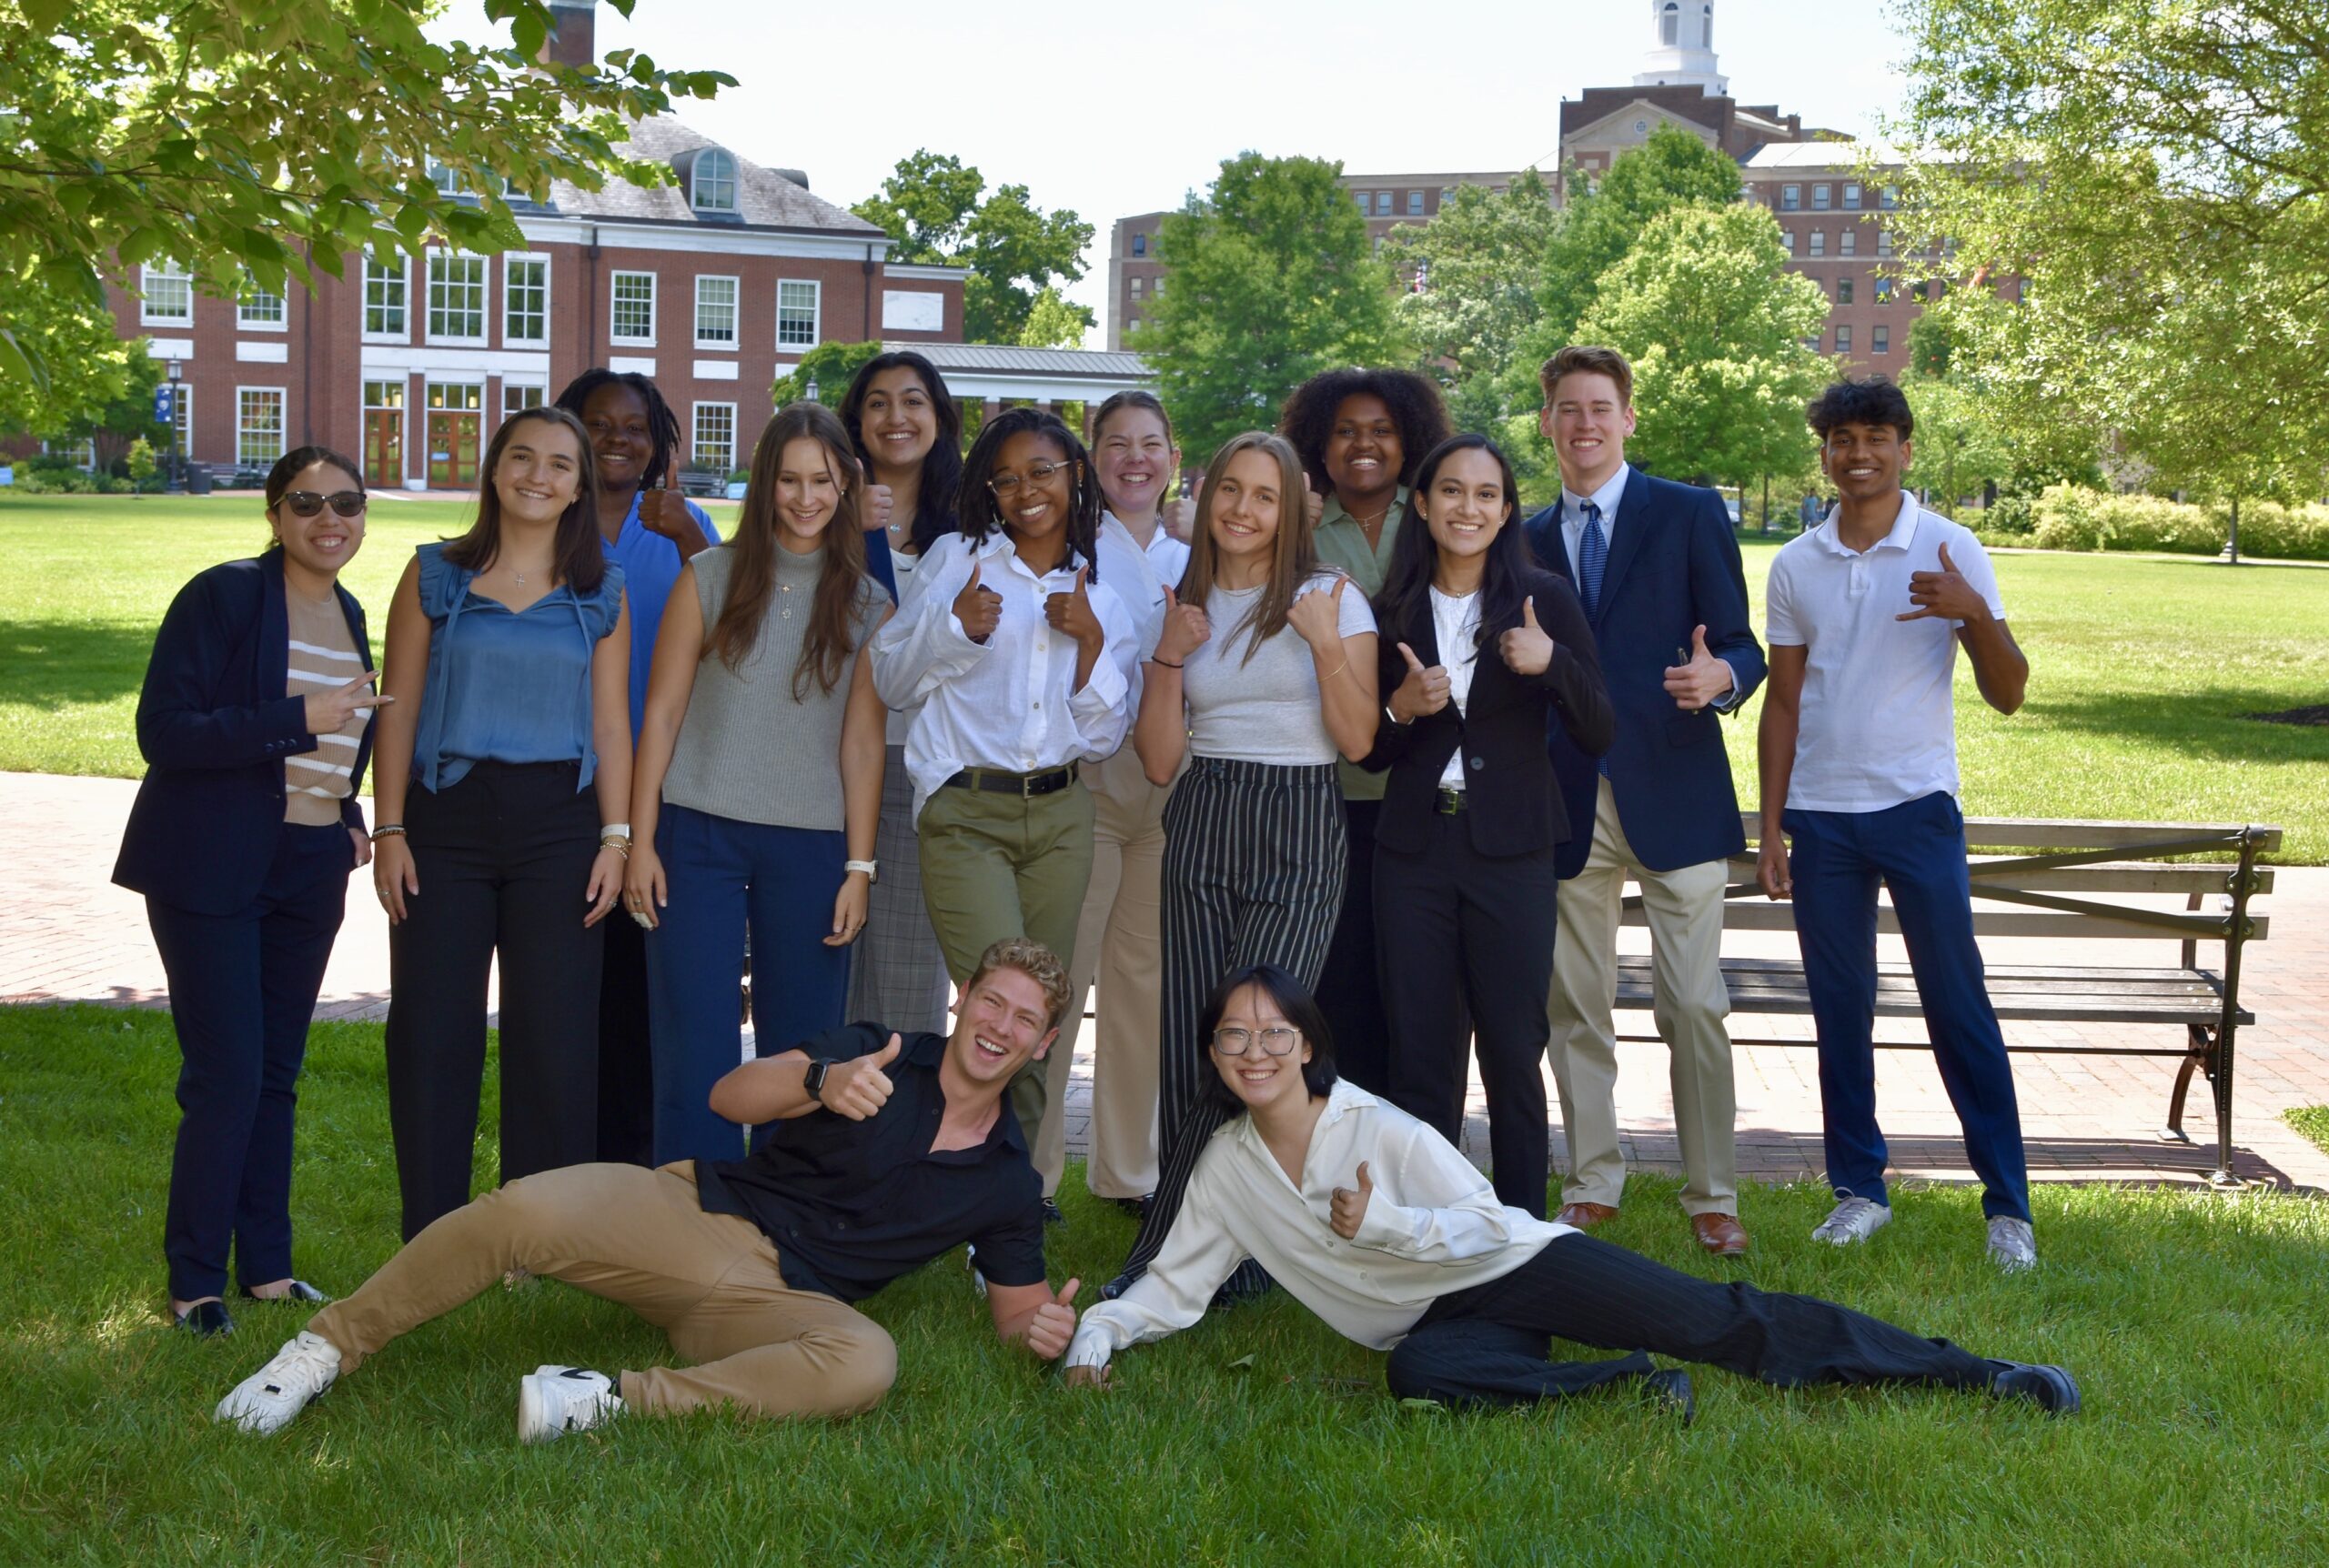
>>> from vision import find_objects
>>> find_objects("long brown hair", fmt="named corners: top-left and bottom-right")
top-left (1178, 430), bottom-right (1323, 665)
top-left (708, 403), bottom-right (870, 699)
top-left (441, 407), bottom-right (605, 593)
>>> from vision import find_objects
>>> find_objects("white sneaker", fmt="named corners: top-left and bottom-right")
top-left (1987, 1216), bottom-right (2038, 1272)
top-left (215, 1330), bottom-right (342, 1434)
top-left (518, 1366), bottom-right (621, 1442)
top-left (1810, 1193), bottom-right (1892, 1246)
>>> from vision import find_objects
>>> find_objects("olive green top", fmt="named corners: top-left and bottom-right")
top-left (1311, 485), bottom-right (1409, 803)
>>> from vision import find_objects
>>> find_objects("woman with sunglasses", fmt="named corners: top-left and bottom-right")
top-left (1064, 965), bottom-right (2082, 1423)
top-left (871, 406), bottom-right (1141, 1162)
top-left (115, 448), bottom-right (383, 1334)
top-left (369, 407), bottom-right (632, 1242)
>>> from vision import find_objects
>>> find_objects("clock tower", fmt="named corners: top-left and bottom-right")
top-left (1635, 1), bottom-right (1728, 96)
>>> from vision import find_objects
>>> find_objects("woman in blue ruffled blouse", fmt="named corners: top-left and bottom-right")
top-left (369, 407), bottom-right (634, 1241)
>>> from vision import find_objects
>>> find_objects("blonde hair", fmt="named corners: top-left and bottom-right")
top-left (967, 938), bottom-right (1074, 1030)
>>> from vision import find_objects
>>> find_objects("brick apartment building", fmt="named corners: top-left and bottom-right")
top-left (103, 0), bottom-right (965, 488)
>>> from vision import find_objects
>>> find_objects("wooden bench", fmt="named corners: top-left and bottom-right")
top-left (1611, 817), bottom-right (2279, 1186)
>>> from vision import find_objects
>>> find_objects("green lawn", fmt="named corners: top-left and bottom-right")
top-left (5, 494), bottom-right (2328, 859)
top-left (2289, 1107), bottom-right (2329, 1157)
top-left (3, 1003), bottom-right (2325, 1563)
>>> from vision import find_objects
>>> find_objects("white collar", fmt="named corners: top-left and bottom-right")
top-left (1812, 489), bottom-right (1921, 557)
top-left (1559, 465), bottom-right (1629, 523)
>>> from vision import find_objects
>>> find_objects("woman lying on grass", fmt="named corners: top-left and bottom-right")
top-left (1063, 964), bottom-right (2081, 1421)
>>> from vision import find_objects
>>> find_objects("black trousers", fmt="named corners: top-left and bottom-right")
top-left (148, 820), bottom-right (349, 1301)
top-left (386, 761), bottom-right (603, 1241)
top-left (1376, 816), bottom-right (1561, 1218)
top-left (1316, 797), bottom-right (1390, 1094)
top-left (1386, 1232), bottom-right (1999, 1407)
top-left (596, 912), bottom-right (655, 1167)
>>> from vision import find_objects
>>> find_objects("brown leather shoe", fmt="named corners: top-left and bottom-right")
top-left (1691, 1212), bottom-right (1749, 1256)
top-left (1554, 1201), bottom-right (1619, 1230)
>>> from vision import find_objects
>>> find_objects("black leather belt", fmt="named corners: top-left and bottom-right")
top-left (1435, 787), bottom-right (1468, 815)
top-left (943, 764), bottom-right (1080, 799)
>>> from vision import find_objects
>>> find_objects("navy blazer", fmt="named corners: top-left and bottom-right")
top-left (1361, 566), bottom-right (1612, 859)
top-left (1523, 467), bottom-right (1765, 878)
top-left (114, 550), bottom-right (374, 916)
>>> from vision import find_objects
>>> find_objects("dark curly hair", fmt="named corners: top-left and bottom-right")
top-left (1807, 377), bottom-right (1915, 441)
top-left (1276, 367), bottom-right (1453, 498)
top-left (554, 368), bottom-right (685, 490)
top-left (957, 407), bottom-right (1103, 583)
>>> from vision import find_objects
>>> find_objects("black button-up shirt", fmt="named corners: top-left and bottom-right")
top-left (693, 1025), bottom-right (1047, 1302)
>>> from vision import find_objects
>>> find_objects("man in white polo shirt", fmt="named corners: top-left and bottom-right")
top-left (1755, 377), bottom-right (2037, 1271)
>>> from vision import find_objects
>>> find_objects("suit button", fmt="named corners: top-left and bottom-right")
top-left (1468, 756), bottom-right (1485, 771)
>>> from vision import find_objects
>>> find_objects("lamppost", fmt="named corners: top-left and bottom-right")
top-left (805, 377), bottom-right (821, 405)
top-left (165, 358), bottom-right (185, 490)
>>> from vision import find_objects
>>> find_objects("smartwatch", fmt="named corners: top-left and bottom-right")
top-left (803, 1059), bottom-right (835, 1103)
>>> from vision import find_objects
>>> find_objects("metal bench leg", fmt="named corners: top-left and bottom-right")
top-left (2159, 1024), bottom-right (2208, 1144)
top-left (2208, 1014), bottom-right (2241, 1190)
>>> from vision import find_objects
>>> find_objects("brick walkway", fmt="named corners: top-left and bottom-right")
top-left (9, 769), bottom-right (2326, 1193)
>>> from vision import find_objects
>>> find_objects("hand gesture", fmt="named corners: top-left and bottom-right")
top-left (1159, 496), bottom-right (1195, 544)
top-left (817, 1033), bottom-right (902, 1121)
top-left (582, 845), bottom-right (625, 928)
top-left (1330, 1162), bottom-right (1376, 1240)
top-left (1044, 566), bottom-right (1104, 651)
top-left (1898, 543), bottom-right (1990, 625)
top-left (1062, 1362), bottom-right (1113, 1391)
top-left (1388, 642), bottom-right (1450, 722)
top-left (1662, 625), bottom-right (1734, 711)
top-left (1757, 833), bottom-right (1793, 900)
top-left (1303, 474), bottom-right (1325, 531)
top-left (304, 668), bottom-right (388, 736)
top-left (865, 482), bottom-right (894, 535)
top-left (1024, 1278), bottom-right (1083, 1361)
top-left (1498, 595), bottom-right (1554, 677)
top-left (372, 834), bottom-right (418, 924)
top-left (1154, 583), bottom-right (1211, 664)
top-left (1285, 575), bottom-right (1349, 653)
top-left (953, 560), bottom-right (1003, 644)
top-left (624, 841), bottom-right (667, 930)
top-left (637, 463), bottom-right (705, 550)
top-left (824, 864), bottom-right (869, 947)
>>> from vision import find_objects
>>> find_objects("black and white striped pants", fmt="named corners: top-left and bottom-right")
top-left (1115, 757), bottom-right (1346, 1285)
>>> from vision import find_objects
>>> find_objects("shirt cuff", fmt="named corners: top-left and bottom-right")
top-left (1064, 1322), bottom-right (1114, 1370)
top-left (1348, 1197), bottom-right (1417, 1254)
top-left (1710, 656), bottom-right (1745, 713)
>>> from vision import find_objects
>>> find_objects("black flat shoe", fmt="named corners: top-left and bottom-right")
top-left (239, 1280), bottom-right (332, 1304)
top-left (1041, 1198), bottom-right (1066, 1228)
top-left (173, 1300), bottom-right (234, 1337)
top-left (1640, 1368), bottom-right (1697, 1425)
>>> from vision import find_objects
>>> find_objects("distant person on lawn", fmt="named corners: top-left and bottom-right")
top-left (1063, 964), bottom-right (2080, 1421)
top-left (214, 940), bottom-right (1084, 1442)
top-left (1756, 376), bottom-right (2038, 1271)
top-left (116, 446), bottom-right (382, 1336)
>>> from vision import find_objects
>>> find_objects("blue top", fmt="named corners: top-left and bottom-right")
top-left (604, 492), bottom-right (721, 739)
top-left (409, 542), bottom-right (626, 792)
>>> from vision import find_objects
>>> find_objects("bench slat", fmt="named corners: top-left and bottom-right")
top-left (1609, 957), bottom-right (2251, 1026)
top-left (1624, 904), bottom-right (2269, 941)
top-left (1719, 858), bottom-right (2273, 896)
top-left (1736, 813), bottom-right (2283, 854)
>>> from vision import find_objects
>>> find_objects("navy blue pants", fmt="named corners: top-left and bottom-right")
top-left (1784, 791), bottom-right (2032, 1222)
top-left (644, 804), bottom-right (850, 1166)
top-left (148, 820), bottom-right (350, 1301)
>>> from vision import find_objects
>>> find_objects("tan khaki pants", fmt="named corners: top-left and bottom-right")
top-left (309, 1162), bottom-right (895, 1419)
top-left (1546, 777), bottom-right (1739, 1217)
top-left (1036, 748), bottom-right (1168, 1199)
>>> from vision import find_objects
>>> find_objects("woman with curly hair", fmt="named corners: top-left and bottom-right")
top-left (1275, 368), bottom-right (1452, 1096)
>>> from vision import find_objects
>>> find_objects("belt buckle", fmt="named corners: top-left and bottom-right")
top-left (1022, 771), bottom-right (1039, 799)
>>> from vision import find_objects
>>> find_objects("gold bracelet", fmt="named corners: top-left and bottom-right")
top-left (1321, 659), bottom-right (1348, 682)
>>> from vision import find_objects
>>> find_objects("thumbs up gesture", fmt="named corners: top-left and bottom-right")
top-left (1387, 641), bottom-right (1451, 722)
top-left (1024, 1276), bottom-right (1083, 1361)
top-left (1330, 1162), bottom-right (1376, 1240)
top-left (1044, 564), bottom-right (1104, 652)
top-left (1662, 623), bottom-right (1735, 710)
top-left (1285, 573), bottom-right (1349, 653)
top-left (864, 481), bottom-right (895, 535)
top-left (1899, 541), bottom-right (1991, 625)
top-left (1498, 595), bottom-right (1555, 676)
top-left (953, 558), bottom-right (1004, 644)
top-left (638, 457), bottom-right (704, 549)
top-left (816, 1033), bottom-right (902, 1121)
top-left (1154, 582), bottom-right (1211, 664)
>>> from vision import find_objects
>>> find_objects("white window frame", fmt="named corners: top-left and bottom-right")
top-left (1877, 230), bottom-right (1894, 258)
top-left (237, 273), bottom-right (287, 331)
top-left (1872, 325), bottom-right (1891, 355)
top-left (1840, 228), bottom-right (1858, 257)
top-left (694, 274), bottom-right (740, 350)
top-left (776, 278), bottom-right (821, 350)
top-left (691, 148), bottom-right (738, 214)
top-left (1780, 229), bottom-right (1796, 255)
top-left (140, 260), bottom-right (194, 327)
top-left (167, 385), bottom-right (194, 461)
top-left (1808, 230), bottom-right (1826, 257)
top-left (363, 255), bottom-right (411, 342)
top-left (1813, 184), bottom-right (1832, 211)
top-left (610, 270), bottom-right (658, 347)
top-left (1842, 183), bottom-right (1863, 209)
top-left (692, 401), bottom-right (738, 476)
top-left (425, 251), bottom-right (489, 347)
top-left (1781, 185), bottom-right (1801, 212)
top-left (499, 380), bottom-right (547, 421)
top-left (1834, 325), bottom-right (1853, 354)
top-left (503, 252), bottom-right (549, 347)
top-left (236, 386), bottom-right (287, 468)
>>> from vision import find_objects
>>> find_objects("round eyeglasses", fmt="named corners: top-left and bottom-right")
top-left (1209, 1025), bottom-right (1302, 1057)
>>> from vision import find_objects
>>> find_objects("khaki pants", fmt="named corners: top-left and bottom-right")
top-left (917, 777), bottom-right (1096, 1153)
top-left (308, 1163), bottom-right (896, 1419)
top-left (1035, 749), bottom-right (1169, 1199)
top-left (1546, 778), bottom-right (1739, 1217)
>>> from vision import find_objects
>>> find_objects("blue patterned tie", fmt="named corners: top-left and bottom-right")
top-left (1577, 499), bottom-right (1608, 618)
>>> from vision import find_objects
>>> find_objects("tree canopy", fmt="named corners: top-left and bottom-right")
top-left (852, 152), bottom-right (1095, 346)
top-left (1389, 169), bottom-right (1560, 431)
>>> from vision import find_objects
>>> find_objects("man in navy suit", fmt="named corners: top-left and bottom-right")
top-left (1521, 347), bottom-right (1766, 1255)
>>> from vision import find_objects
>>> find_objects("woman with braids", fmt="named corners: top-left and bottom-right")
top-left (552, 369), bottom-right (722, 1169)
top-left (1104, 430), bottom-right (1377, 1300)
top-left (369, 407), bottom-right (632, 1241)
top-left (1365, 436), bottom-right (1609, 1217)
top-left (834, 352), bottom-right (963, 1040)
top-left (1275, 367), bottom-right (1453, 1098)
top-left (871, 406), bottom-right (1140, 1161)
top-left (623, 405), bottom-right (890, 1165)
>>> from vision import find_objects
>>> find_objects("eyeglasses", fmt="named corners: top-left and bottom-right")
top-left (987, 461), bottom-right (1075, 498)
top-left (280, 490), bottom-right (367, 518)
top-left (1210, 1025), bottom-right (1302, 1057)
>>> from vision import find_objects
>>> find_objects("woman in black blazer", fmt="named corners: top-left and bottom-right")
top-left (1364, 435), bottom-right (1612, 1217)
top-left (114, 447), bottom-right (383, 1334)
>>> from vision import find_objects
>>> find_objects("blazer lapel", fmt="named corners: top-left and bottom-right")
top-left (1530, 504), bottom-right (1578, 589)
top-left (261, 549), bottom-right (292, 699)
top-left (1592, 466), bottom-right (1655, 628)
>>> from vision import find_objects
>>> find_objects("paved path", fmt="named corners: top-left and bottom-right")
top-left (9, 769), bottom-right (2326, 1194)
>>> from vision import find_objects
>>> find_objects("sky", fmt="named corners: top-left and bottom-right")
top-left (430, 0), bottom-right (1916, 338)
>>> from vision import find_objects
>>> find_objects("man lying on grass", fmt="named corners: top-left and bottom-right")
top-left (217, 937), bottom-right (1084, 1441)
top-left (1063, 963), bottom-right (2080, 1422)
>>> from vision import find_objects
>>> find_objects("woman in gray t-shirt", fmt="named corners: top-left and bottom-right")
top-left (624, 404), bottom-right (890, 1166)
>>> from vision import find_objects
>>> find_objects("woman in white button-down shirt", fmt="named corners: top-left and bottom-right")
top-left (871, 407), bottom-right (1140, 1161)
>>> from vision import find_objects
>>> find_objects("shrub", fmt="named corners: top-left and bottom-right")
top-left (2025, 486), bottom-right (2329, 561)
top-left (2031, 485), bottom-right (2102, 550)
